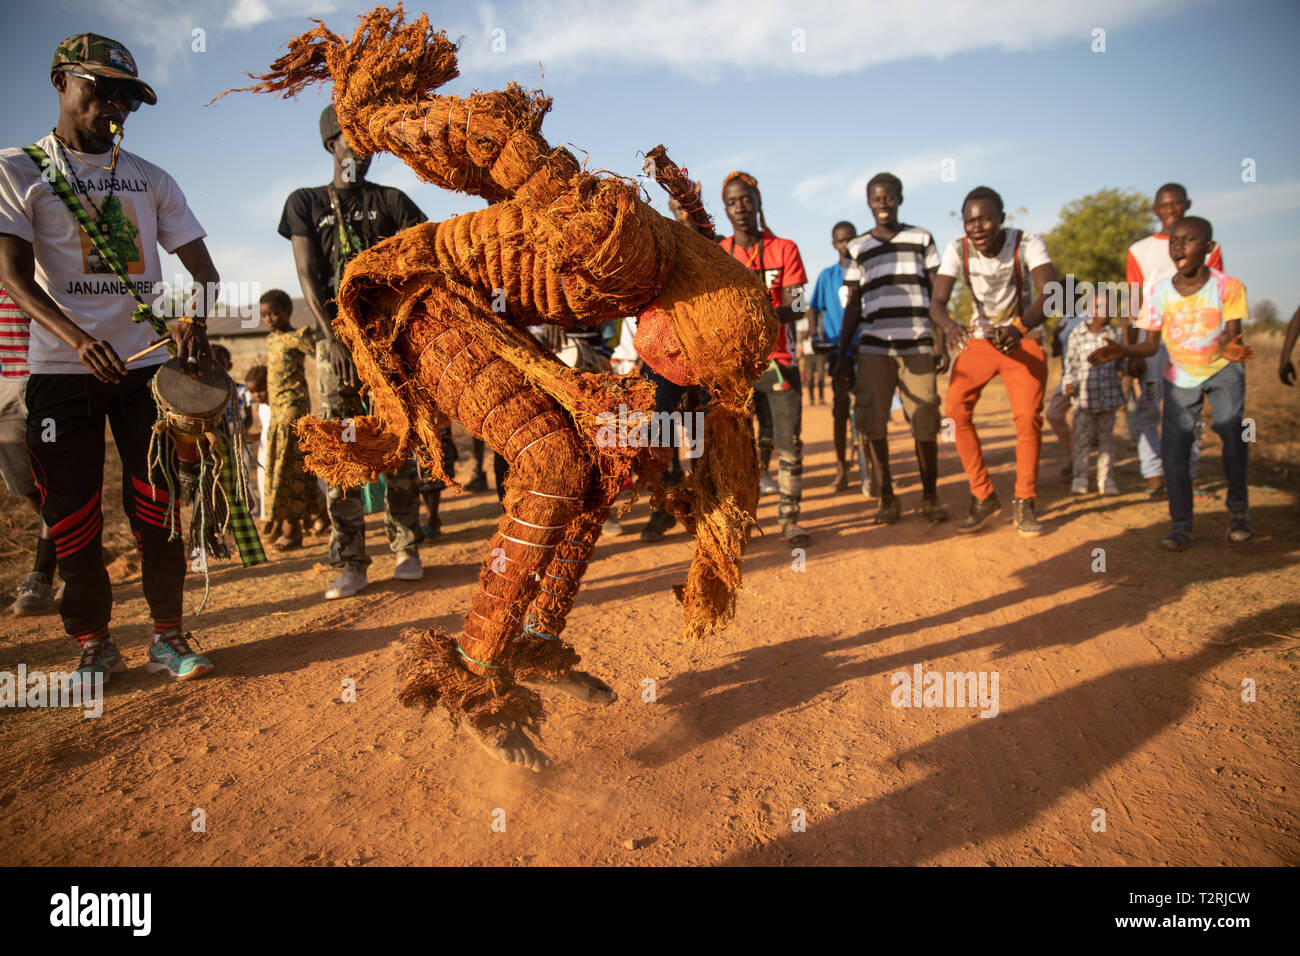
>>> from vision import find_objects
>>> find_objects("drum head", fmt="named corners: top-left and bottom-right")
top-left (153, 358), bottom-right (232, 419)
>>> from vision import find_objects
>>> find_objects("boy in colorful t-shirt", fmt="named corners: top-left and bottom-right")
top-left (1126, 182), bottom-right (1223, 493)
top-left (1089, 216), bottom-right (1253, 550)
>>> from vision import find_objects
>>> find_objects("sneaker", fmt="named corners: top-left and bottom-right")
top-left (920, 495), bottom-right (948, 522)
top-left (1101, 479), bottom-right (1119, 496)
top-left (640, 509), bottom-right (677, 542)
top-left (956, 494), bottom-right (1001, 534)
top-left (147, 631), bottom-right (213, 681)
top-left (873, 495), bottom-right (901, 525)
top-left (11, 572), bottom-right (54, 616)
top-left (1227, 512), bottom-right (1254, 543)
top-left (602, 515), bottom-right (625, 536)
top-left (325, 566), bottom-right (369, 599)
top-left (464, 472), bottom-right (488, 493)
top-left (759, 473), bottom-right (778, 496)
top-left (73, 637), bottom-right (126, 688)
top-left (782, 522), bottom-right (811, 547)
top-left (1070, 478), bottom-right (1088, 495)
top-left (1012, 497), bottom-right (1044, 537)
top-left (394, 550), bottom-right (423, 581)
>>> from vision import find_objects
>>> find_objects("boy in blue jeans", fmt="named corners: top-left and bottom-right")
top-left (1087, 217), bottom-right (1254, 550)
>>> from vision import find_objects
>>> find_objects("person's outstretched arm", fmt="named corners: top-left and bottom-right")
top-left (1279, 303), bottom-right (1300, 385)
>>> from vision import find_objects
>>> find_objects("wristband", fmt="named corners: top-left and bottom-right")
top-left (175, 316), bottom-right (206, 328)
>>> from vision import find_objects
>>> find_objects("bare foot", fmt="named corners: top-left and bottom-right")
top-left (523, 669), bottom-right (617, 705)
top-left (465, 720), bottom-right (552, 772)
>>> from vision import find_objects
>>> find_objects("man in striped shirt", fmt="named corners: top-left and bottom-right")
top-left (835, 173), bottom-right (947, 525)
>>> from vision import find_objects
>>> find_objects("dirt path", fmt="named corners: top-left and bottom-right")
top-left (1, 372), bottom-right (1296, 866)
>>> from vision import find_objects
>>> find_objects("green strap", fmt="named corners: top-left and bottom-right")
top-left (215, 426), bottom-right (265, 568)
top-left (456, 646), bottom-right (501, 670)
top-left (22, 144), bottom-right (172, 345)
top-left (326, 186), bottom-right (363, 294)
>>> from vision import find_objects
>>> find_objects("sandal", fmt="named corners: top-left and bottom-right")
top-left (1158, 530), bottom-right (1192, 552)
top-left (272, 535), bottom-right (302, 551)
top-left (1227, 514), bottom-right (1254, 543)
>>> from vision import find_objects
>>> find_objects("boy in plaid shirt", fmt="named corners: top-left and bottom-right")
top-left (1064, 288), bottom-right (1124, 495)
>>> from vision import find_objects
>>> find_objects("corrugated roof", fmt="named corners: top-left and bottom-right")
top-left (204, 297), bottom-right (315, 337)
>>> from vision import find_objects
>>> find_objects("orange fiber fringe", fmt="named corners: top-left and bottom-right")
top-left (395, 628), bottom-right (543, 742)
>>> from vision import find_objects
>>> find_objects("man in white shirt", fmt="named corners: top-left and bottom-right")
top-left (0, 33), bottom-right (220, 687)
top-left (929, 186), bottom-right (1059, 537)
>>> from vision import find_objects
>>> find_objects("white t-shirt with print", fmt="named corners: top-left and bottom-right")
top-left (0, 133), bottom-right (205, 374)
top-left (938, 228), bottom-right (1052, 339)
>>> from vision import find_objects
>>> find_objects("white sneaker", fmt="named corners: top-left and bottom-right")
top-left (393, 550), bottom-right (423, 581)
top-left (325, 566), bottom-right (369, 599)
top-left (1070, 478), bottom-right (1088, 495)
top-left (759, 473), bottom-right (778, 496)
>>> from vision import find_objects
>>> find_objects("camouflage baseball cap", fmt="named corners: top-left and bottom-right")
top-left (51, 33), bottom-right (157, 106)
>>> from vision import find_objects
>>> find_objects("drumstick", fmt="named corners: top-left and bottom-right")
top-left (124, 337), bottom-right (171, 364)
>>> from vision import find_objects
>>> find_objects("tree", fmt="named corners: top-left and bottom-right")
top-left (1044, 188), bottom-right (1153, 288)
top-left (1251, 299), bottom-right (1279, 323)
top-left (948, 280), bottom-right (973, 324)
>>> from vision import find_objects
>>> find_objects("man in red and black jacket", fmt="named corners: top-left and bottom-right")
top-left (718, 171), bottom-right (811, 546)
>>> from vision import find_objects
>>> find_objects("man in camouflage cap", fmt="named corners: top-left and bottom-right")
top-left (50, 32), bottom-right (157, 110)
top-left (0, 31), bottom-right (223, 688)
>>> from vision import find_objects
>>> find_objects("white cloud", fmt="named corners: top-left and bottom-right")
top-left (1189, 180), bottom-right (1300, 226)
top-left (224, 0), bottom-right (341, 30)
top-left (85, 0), bottom-right (342, 85)
top-left (793, 144), bottom-right (1000, 213)
top-left (445, 0), bottom-right (1194, 80)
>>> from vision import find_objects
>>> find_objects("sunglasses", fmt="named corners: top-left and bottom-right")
top-left (60, 68), bottom-right (143, 112)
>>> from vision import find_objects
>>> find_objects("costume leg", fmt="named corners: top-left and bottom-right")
top-left (397, 314), bottom-right (592, 674)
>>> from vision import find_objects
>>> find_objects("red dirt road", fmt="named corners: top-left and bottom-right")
top-left (1, 371), bottom-right (1297, 866)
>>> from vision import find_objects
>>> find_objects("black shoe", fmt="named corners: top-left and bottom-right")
top-left (956, 493), bottom-right (1001, 534)
top-left (920, 495), bottom-right (949, 523)
top-left (640, 510), bottom-right (677, 542)
top-left (1012, 497), bottom-right (1043, 537)
top-left (464, 472), bottom-right (488, 493)
top-left (873, 495), bottom-right (901, 525)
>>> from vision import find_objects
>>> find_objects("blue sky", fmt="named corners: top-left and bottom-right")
top-left (2, 0), bottom-right (1298, 315)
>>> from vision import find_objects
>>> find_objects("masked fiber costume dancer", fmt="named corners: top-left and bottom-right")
top-left (222, 6), bottom-right (776, 770)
